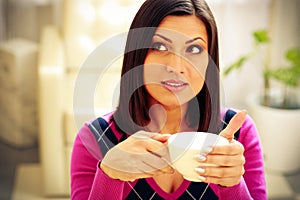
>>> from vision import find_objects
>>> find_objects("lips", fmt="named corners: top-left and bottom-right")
top-left (161, 79), bottom-right (188, 92)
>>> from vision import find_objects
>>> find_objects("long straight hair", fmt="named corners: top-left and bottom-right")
top-left (112, 0), bottom-right (221, 134)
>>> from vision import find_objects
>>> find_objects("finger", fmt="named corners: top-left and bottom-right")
top-left (202, 154), bottom-right (245, 167)
top-left (151, 133), bottom-right (171, 143)
top-left (131, 131), bottom-right (169, 156)
top-left (117, 170), bottom-right (153, 181)
top-left (139, 153), bottom-right (173, 174)
top-left (132, 131), bottom-right (156, 139)
top-left (198, 175), bottom-right (242, 187)
top-left (144, 139), bottom-right (169, 157)
top-left (133, 131), bottom-right (170, 142)
top-left (141, 160), bottom-right (174, 175)
top-left (220, 110), bottom-right (247, 141)
top-left (209, 141), bottom-right (244, 155)
top-left (142, 151), bottom-right (172, 169)
top-left (195, 165), bottom-right (245, 178)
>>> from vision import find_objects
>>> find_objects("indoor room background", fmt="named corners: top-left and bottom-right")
top-left (0, 0), bottom-right (299, 199)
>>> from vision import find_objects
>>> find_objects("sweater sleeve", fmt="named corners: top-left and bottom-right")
top-left (211, 113), bottom-right (267, 200)
top-left (239, 114), bottom-right (267, 199)
top-left (70, 123), bottom-right (125, 200)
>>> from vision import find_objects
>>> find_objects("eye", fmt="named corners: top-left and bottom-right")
top-left (151, 42), bottom-right (168, 51)
top-left (187, 45), bottom-right (203, 54)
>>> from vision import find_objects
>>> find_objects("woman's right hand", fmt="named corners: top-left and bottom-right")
top-left (100, 131), bottom-right (174, 181)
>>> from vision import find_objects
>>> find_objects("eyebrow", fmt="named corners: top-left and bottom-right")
top-left (186, 37), bottom-right (207, 44)
top-left (153, 34), bottom-right (172, 43)
top-left (153, 33), bottom-right (206, 44)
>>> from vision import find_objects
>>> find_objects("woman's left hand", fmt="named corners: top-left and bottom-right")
top-left (194, 110), bottom-right (247, 187)
top-left (195, 140), bottom-right (245, 187)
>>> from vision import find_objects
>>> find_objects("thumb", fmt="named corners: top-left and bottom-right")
top-left (151, 133), bottom-right (171, 143)
top-left (145, 133), bottom-right (171, 157)
top-left (220, 110), bottom-right (247, 141)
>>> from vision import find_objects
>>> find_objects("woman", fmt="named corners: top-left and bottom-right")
top-left (71, 0), bottom-right (267, 199)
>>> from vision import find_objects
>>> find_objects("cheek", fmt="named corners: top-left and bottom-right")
top-left (143, 63), bottom-right (164, 85)
top-left (189, 52), bottom-right (209, 76)
top-left (144, 55), bottom-right (163, 84)
top-left (191, 74), bottom-right (205, 95)
top-left (187, 53), bottom-right (209, 94)
top-left (143, 63), bottom-right (167, 100)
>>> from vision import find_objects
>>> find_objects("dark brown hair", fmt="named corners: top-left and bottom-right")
top-left (113, 0), bottom-right (221, 134)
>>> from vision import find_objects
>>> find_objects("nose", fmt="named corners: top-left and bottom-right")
top-left (167, 53), bottom-right (185, 74)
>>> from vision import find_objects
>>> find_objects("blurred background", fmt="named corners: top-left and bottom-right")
top-left (0, 0), bottom-right (299, 199)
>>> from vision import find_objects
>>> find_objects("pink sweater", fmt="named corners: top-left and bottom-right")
top-left (70, 111), bottom-right (267, 199)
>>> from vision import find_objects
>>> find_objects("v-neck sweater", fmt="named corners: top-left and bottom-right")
top-left (70, 109), bottom-right (267, 199)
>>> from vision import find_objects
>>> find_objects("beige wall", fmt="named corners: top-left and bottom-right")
top-left (2, 0), bottom-right (300, 109)
top-left (5, 0), bottom-right (55, 42)
top-left (269, 0), bottom-right (300, 68)
top-left (209, 0), bottom-right (300, 109)
top-left (0, 0), bottom-right (6, 41)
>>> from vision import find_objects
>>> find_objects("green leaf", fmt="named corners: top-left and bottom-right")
top-left (253, 30), bottom-right (270, 44)
top-left (223, 56), bottom-right (249, 75)
top-left (286, 48), bottom-right (300, 65)
top-left (266, 68), bottom-right (300, 87)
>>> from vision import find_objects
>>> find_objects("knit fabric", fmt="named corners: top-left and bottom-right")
top-left (70, 109), bottom-right (267, 199)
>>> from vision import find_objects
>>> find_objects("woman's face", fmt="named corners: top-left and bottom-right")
top-left (144, 15), bottom-right (209, 108)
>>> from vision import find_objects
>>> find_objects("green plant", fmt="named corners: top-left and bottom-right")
top-left (223, 29), bottom-right (300, 109)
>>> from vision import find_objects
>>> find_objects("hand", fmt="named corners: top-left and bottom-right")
top-left (100, 131), bottom-right (173, 181)
top-left (194, 110), bottom-right (247, 187)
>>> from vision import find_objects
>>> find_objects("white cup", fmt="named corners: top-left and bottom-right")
top-left (168, 132), bottom-right (229, 182)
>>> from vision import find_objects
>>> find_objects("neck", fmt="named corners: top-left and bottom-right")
top-left (146, 102), bottom-right (193, 134)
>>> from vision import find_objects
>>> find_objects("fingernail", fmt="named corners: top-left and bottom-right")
top-left (203, 146), bottom-right (213, 153)
top-left (198, 175), bottom-right (206, 181)
top-left (194, 154), bottom-right (206, 161)
top-left (195, 167), bottom-right (205, 174)
top-left (168, 167), bottom-right (175, 174)
top-left (162, 165), bottom-right (174, 174)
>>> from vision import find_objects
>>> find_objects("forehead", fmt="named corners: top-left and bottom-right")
top-left (155, 15), bottom-right (208, 42)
